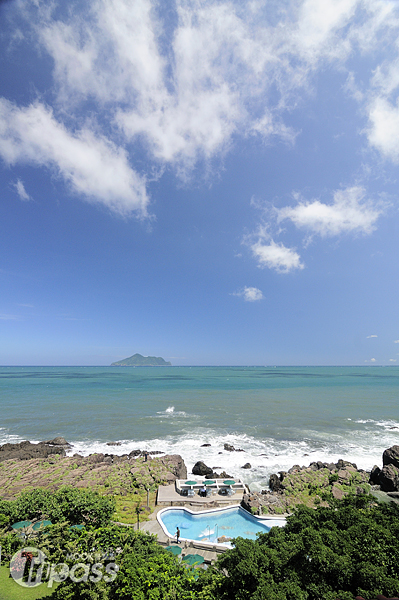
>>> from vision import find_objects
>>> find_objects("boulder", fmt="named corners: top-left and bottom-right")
top-left (201, 443), bottom-right (211, 447)
top-left (241, 463), bottom-right (251, 469)
top-left (383, 445), bottom-right (399, 470)
top-left (161, 455), bottom-right (187, 480)
top-left (192, 461), bottom-right (213, 476)
top-left (269, 473), bottom-right (282, 492)
top-left (379, 464), bottom-right (399, 492)
top-left (369, 465), bottom-right (381, 485)
top-left (46, 437), bottom-right (72, 447)
top-left (224, 443), bottom-right (235, 452)
top-left (218, 471), bottom-right (233, 479)
top-left (331, 485), bottom-right (344, 500)
top-left (106, 442), bottom-right (121, 446)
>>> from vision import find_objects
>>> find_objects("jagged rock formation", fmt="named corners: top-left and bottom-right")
top-left (0, 440), bottom-right (68, 462)
top-left (242, 459), bottom-right (370, 515)
top-left (370, 445), bottom-right (399, 492)
top-left (0, 443), bottom-right (187, 500)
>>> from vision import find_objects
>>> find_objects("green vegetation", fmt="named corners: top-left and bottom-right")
top-left (1, 476), bottom-right (399, 600)
top-left (0, 488), bottom-right (115, 528)
top-left (197, 495), bottom-right (399, 600)
top-left (111, 353), bottom-right (172, 366)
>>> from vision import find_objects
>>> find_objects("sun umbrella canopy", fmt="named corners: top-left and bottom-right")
top-left (203, 480), bottom-right (215, 485)
top-left (32, 520), bottom-right (52, 531)
top-left (184, 480), bottom-right (197, 485)
top-left (165, 545), bottom-right (182, 556)
top-left (223, 480), bottom-right (236, 485)
top-left (11, 520), bottom-right (32, 530)
top-left (182, 553), bottom-right (205, 566)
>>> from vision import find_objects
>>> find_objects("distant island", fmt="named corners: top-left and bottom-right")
top-left (111, 353), bottom-right (172, 366)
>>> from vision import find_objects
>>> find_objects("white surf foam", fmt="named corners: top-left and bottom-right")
top-left (65, 421), bottom-right (399, 492)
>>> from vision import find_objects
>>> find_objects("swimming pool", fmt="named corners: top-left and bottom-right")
top-left (157, 505), bottom-right (285, 546)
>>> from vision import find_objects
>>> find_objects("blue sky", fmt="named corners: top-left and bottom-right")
top-left (1, 0), bottom-right (399, 366)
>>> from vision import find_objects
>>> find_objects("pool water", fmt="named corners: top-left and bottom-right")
top-left (158, 506), bottom-right (285, 545)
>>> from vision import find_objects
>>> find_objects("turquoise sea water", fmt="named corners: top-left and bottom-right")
top-left (0, 366), bottom-right (398, 490)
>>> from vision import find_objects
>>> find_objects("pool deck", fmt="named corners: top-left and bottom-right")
top-left (157, 483), bottom-right (246, 507)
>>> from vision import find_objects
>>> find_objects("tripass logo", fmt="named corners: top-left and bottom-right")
top-left (9, 546), bottom-right (118, 588)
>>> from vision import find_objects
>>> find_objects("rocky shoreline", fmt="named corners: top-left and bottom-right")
top-left (0, 439), bottom-right (186, 500)
top-left (0, 439), bottom-right (398, 517)
top-left (242, 444), bottom-right (399, 515)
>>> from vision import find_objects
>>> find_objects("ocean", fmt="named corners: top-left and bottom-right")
top-left (1, 366), bottom-right (398, 491)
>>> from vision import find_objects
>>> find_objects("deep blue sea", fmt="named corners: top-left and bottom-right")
top-left (1, 366), bottom-right (398, 490)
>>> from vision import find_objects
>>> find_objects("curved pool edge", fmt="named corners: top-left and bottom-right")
top-left (156, 504), bottom-right (286, 549)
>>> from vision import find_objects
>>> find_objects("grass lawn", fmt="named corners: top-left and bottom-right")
top-left (0, 566), bottom-right (54, 600)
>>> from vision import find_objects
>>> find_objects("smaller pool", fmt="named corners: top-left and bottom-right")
top-left (157, 505), bottom-right (285, 546)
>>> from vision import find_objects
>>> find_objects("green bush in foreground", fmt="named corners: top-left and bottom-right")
top-left (0, 487), bottom-right (115, 528)
top-left (198, 495), bottom-right (399, 600)
top-left (1, 492), bottom-right (399, 600)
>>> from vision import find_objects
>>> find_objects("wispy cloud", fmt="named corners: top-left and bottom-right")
top-left (276, 187), bottom-right (384, 238)
top-left (394, 340), bottom-right (399, 343)
top-left (0, 0), bottom-right (396, 215)
top-left (13, 179), bottom-right (31, 201)
top-left (232, 286), bottom-right (264, 302)
top-left (0, 313), bottom-right (19, 320)
top-left (0, 99), bottom-right (149, 217)
top-left (366, 334), bottom-right (378, 338)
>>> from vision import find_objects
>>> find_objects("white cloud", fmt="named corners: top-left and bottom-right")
top-left (389, 358), bottom-right (397, 362)
top-left (13, 179), bottom-right (31, 201)
top-left (233, 286), bottom-right (264, 302)
top-left (367, 97), bottom-right (399, 162)
top-left (0, 0), bottom-right (397, 213)
top-left (276, 186), bottom-right (383, 237)
top-left (394, 340), bottom-right (399, 343)
top-left (0, 99), bottom-right (148, 216)
top-left (0, 313), bottom-right (19, 320)
top-left (366, 334), bottom-right (378, 338)
top-left (250, 238), bottom-right (304, 274)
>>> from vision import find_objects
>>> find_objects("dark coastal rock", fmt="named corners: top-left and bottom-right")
top-left (218, 471), bottom-right (233, 479)
top-left (129, 449), bottom-right (142, 457)
top-left (0, 440), bottom-right (67, 462)
top-left (269, 473), bottom-right (283, 492)
top-left (379, 464), bottom-right (399, 492)
top-left (224, 443), bottom-right (235, 452)
top-left (46, 437), bottom-right (72, 447)
top-left (201, 443), bottom-right (211, 447)
top-left (192, 461), bottom-right (213, 476)
top-left (106, 441), bottom-right (121, 446)
top-left (370, 465), bottom-right (381, 485)
top-left (383, 445), bottom-right (399, 470)
top-left (159, 455), bottom-right (187, 481)
top-left (241, 463), bottom-right (251, 469)
top-left (288, 464), bottom-right (301, 474)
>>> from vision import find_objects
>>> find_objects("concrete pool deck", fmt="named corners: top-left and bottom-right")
top-left (157, 483), bottom-right (246, 507)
